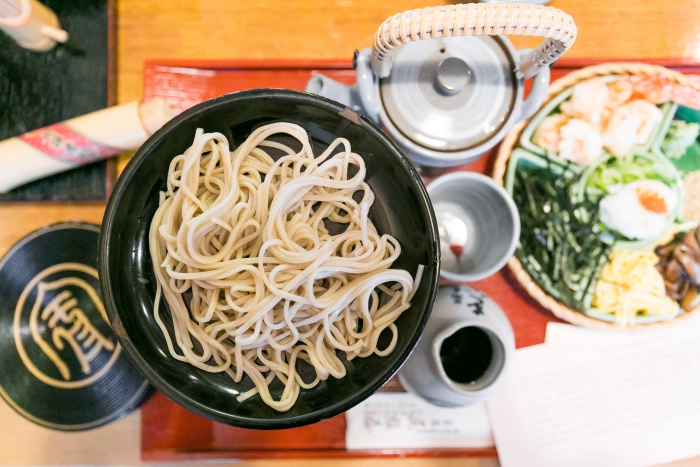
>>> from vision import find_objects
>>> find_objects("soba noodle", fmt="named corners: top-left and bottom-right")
top-left (148, 122), bottom-right (421, 411)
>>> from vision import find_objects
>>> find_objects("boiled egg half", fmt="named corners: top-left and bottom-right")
top-left (599, 180), bottom-right (677, 241)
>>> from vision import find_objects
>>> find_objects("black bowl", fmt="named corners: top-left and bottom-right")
top-left (99, 89), bottom-right (440, 429)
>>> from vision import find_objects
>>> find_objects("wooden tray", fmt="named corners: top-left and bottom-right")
top-left (139, 58), bottom-right (700, 462)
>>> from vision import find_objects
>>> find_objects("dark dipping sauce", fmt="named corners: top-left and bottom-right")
top-left (439, 326), bottom-right (493, 384)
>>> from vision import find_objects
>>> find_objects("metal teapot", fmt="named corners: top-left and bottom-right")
top-left (306, 3), bottom-right (577, 168)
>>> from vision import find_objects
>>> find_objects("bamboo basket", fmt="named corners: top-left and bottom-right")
top-left (492, 62), bottom-right (700, 330)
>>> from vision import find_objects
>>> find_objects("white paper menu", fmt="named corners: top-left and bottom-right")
top-left (486, 317), bottom-right (700, 467)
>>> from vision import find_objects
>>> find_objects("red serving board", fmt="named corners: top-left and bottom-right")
top-left (140, 59), bottom-right (700, 462)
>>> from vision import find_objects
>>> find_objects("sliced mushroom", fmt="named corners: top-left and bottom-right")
top-left (655, 227), bottom-right (700, 307)
top-left (682, 287), bottom-right (698, 312)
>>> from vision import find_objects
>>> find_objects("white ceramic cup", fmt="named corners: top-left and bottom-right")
top-left (427, 171), bottom-right (520, 282)
top-left (398, 284), bottom-right (515, 407)
top-left (0, 0), bottom-right (68, 51)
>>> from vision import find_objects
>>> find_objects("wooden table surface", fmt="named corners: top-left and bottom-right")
top-left (3, 0), bottom-right (700, 466)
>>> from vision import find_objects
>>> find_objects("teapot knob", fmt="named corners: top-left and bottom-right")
top-left (436, 57), bottom-right (471, 94)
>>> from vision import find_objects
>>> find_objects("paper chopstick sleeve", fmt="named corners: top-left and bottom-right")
top-left (0, 99), bottom-right (173, 193)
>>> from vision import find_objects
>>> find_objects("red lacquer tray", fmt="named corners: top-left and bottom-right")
top-left (140, 59), bottom-right (700, 462)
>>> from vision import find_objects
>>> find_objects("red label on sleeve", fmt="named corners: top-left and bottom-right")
top-left (19, 124), bottom-right (122, 164)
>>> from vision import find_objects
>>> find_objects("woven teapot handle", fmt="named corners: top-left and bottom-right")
top-left (371, 3), bottom-right (577, 79)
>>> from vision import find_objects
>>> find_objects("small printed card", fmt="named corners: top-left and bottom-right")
top-left (345, 392), bottom-right (494, 450)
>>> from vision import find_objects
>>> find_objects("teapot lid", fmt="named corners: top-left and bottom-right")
top-left (379, 36), bottom-right (517, 152)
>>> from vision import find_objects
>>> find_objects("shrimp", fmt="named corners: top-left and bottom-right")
top-left (560, 77), bottom-right (610, 129)
top-left (606, 77), bottom-right (634, 108)
top-left (623, 74), bottom-right (675, 104)
top-left (557, 118), bottom-right (604, 166)
top-left (532, 113), bottom-right (570, 153)
top-left (602, 99), bottom-right (663, 157)
top-left (672, 84), bottom-right (700, 110)
top-left (623, 74), bottom-right (700, 109)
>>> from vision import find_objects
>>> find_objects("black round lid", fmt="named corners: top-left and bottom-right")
top-left (0, 222), bottom-right (150, 431)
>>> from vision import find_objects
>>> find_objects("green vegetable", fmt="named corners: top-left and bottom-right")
top-left (676, 105), bottom-right (700, 124)
top-left (661, 120), bottom-right (700, 159)
top-left (585, 154), bottom-right (676, 195)
top-left (670, 140), bottom-right (700, 174)
top-left (513, 162), bottom-right (613, 310)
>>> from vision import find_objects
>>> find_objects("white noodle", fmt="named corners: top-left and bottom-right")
top-left (149, 123), bottom-right (420, 412)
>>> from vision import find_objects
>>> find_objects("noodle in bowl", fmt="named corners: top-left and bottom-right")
top-left (150, 122), bottom-right (421, 411)
top-left (99, 90), bottom-right (439, 428)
